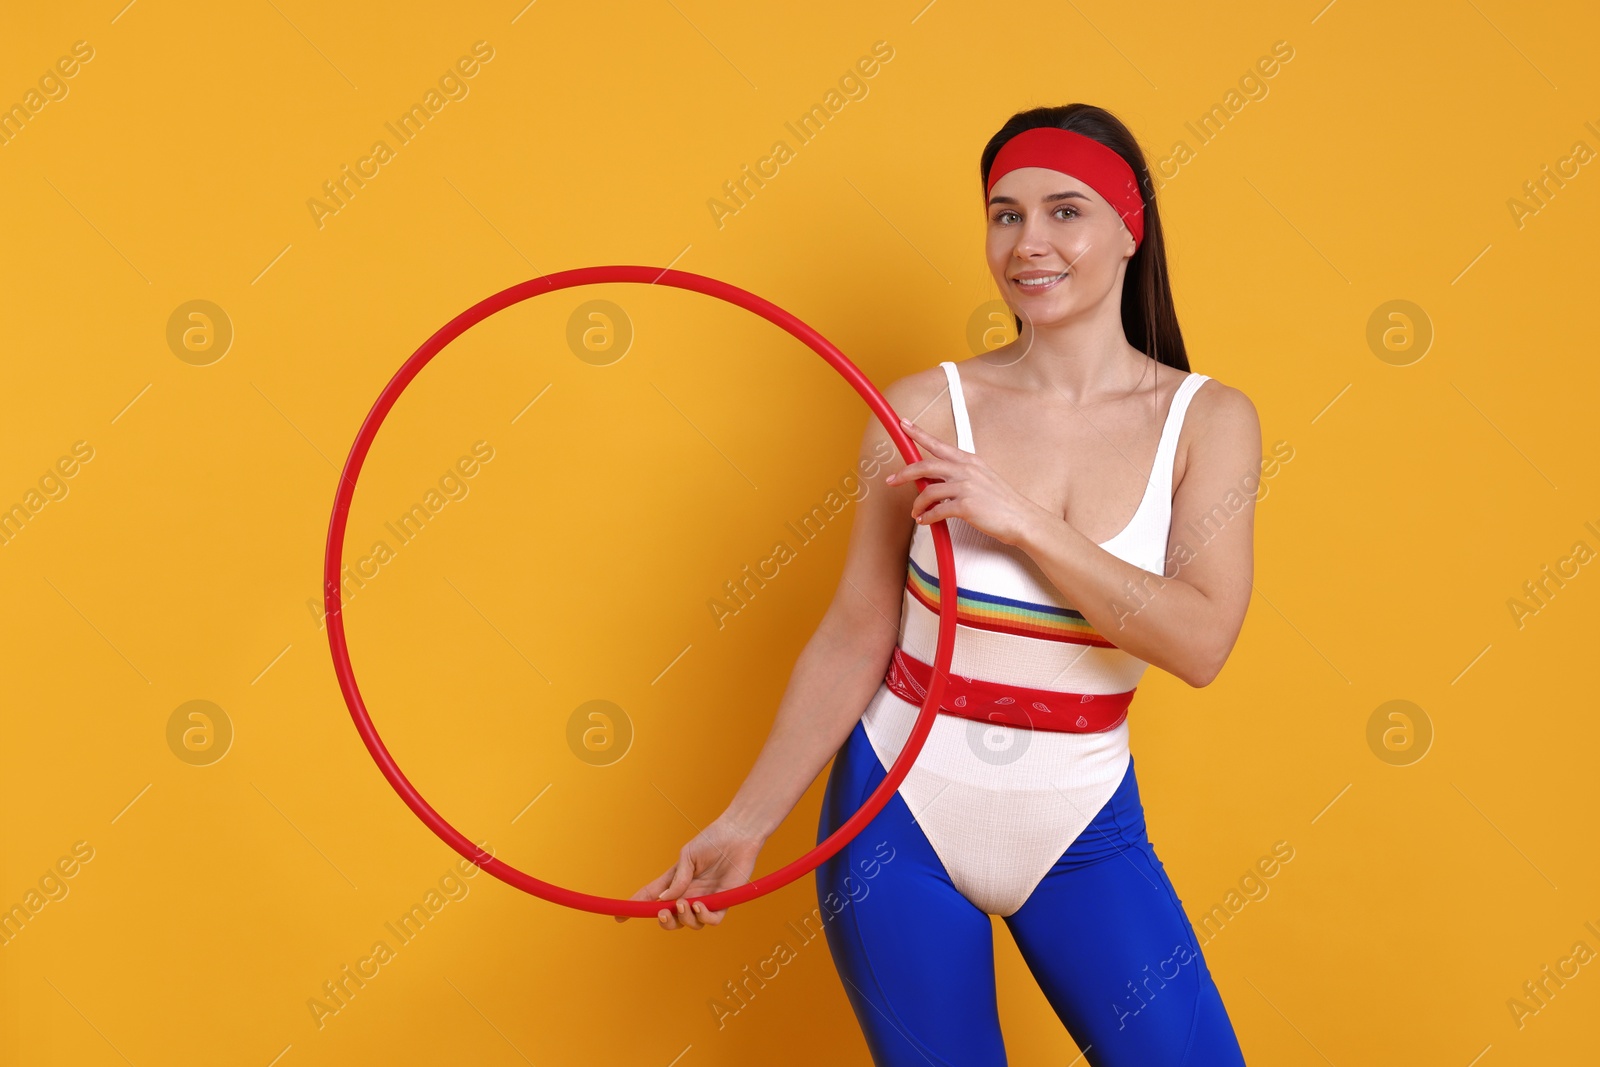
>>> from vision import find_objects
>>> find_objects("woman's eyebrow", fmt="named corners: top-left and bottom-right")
top-left (987, 190), bottom-right (1093, 207)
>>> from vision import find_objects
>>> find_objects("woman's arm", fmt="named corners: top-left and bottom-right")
top-left (625, 371), bottom-right (942, 928)
top-left (720, 378), bottom-right (929, 838)
top-left (1010, 381), bottom-right (1261, 687)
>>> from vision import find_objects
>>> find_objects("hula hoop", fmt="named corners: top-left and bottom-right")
top-left (324, 265), bottom-right (959, 918)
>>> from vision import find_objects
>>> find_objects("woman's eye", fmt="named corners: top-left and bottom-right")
top-left (991, 208), bottom-right (1076, 224)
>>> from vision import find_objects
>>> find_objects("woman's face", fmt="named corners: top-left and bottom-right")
top-left (984, 165), bottom-right (1136, 329)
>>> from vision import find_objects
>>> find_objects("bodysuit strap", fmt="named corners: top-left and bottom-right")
top-left (1151, 373), bottom-right (1211, 497)
top-left (940, 361), bottom-right (976, 453)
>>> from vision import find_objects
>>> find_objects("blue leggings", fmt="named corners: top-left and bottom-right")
top-left (814, 719), bottom-right (1247, 1066)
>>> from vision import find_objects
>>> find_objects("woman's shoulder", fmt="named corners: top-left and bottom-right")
top-left (878, 361), bottom-right (961, 421)
top-left (1183, 369), bottom-right (1257, 433)
top-left (1175, 370), bottom-right (1261, 490)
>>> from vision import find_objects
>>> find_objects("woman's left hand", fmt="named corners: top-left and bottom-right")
top-left (884, 415), bottom-right (1051, 547)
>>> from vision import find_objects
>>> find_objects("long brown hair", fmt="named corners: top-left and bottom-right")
top-left (981, 104), bottom-right (1189, 373)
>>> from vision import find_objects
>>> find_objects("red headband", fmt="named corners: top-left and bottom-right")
top-left (985, 127), bottom-right (1144, 250)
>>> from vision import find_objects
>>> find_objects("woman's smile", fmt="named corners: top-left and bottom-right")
top-left (1012, 269), bottom-right (1069, 293)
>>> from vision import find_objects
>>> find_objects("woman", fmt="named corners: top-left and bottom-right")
top-left (620, 103), bottom-right (1257, 1065)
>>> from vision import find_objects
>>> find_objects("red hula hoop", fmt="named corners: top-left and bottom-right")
top-left (324, 265), bottom-right (959, 917)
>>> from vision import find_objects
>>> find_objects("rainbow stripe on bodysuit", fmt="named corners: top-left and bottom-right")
top-left (903, 556), bottom-right (1119, 649)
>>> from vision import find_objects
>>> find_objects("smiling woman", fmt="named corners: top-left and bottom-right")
top-left (804, 104), bottom-right (1256, 1065)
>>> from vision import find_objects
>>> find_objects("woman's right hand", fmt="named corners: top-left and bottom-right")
top-left (614, 816), bottom-right (765, 930)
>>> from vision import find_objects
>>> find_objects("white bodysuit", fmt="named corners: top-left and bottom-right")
top-left (859, 360), bottom-right (1212, 916)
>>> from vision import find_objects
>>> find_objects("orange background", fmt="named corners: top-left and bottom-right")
top-left (2, 1), bottom-right (1597, 1064)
